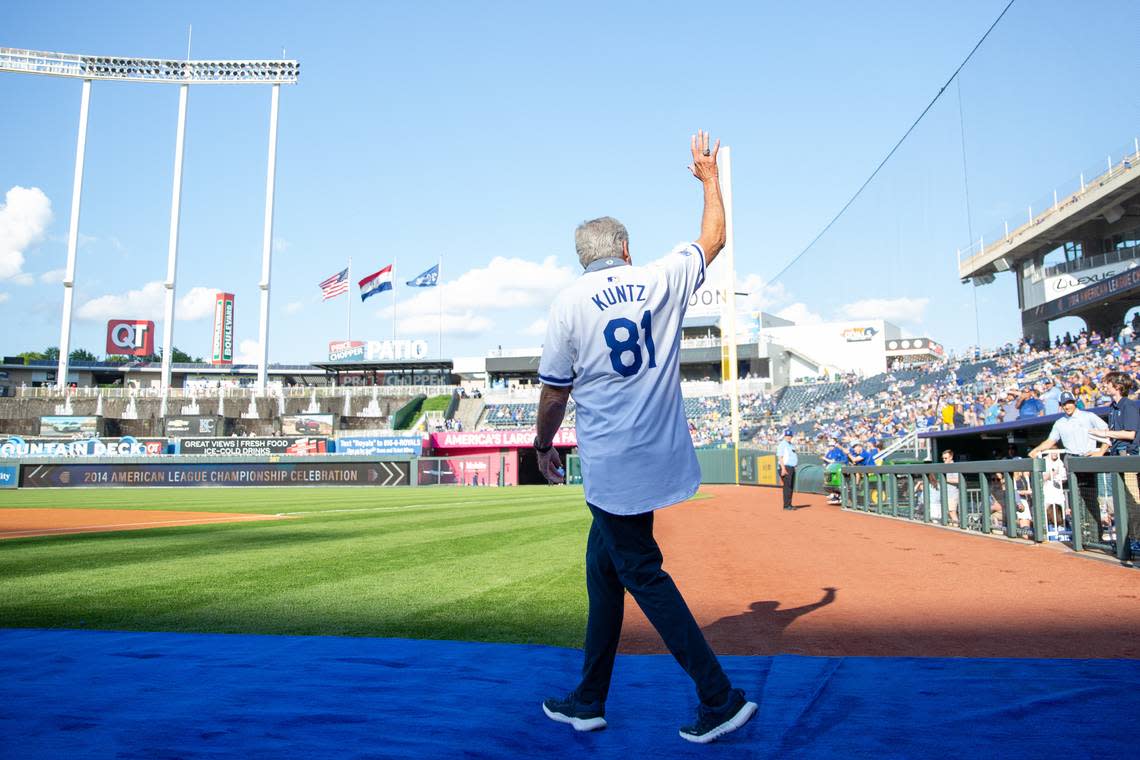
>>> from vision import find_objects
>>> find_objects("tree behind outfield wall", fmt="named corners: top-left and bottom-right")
top-left (69, 348), bottom-right (97, 362)
top-left (18, 347), bottom-right (59, 363)
top-left (135, 347), bottom-right (203, 364)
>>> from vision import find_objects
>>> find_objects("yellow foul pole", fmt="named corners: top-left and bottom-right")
top-left (719, 146), bottom-right (741, 484)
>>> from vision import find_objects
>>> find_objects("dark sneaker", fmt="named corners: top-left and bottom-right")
top-left (679, 689), bottom-right (757, 744)
top-left (542, 693), bottom-right (607, 732)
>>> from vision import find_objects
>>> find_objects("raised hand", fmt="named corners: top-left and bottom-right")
top-left (688, 129), bottom-right (720, 182)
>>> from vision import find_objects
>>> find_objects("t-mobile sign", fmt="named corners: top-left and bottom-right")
top-left (211, 292), bottom-right (235, 365)
top-left (106, 320), bottom-right (155, 357)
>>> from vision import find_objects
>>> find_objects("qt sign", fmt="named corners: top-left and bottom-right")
top-left (106, 320), bottom-right (155, 356)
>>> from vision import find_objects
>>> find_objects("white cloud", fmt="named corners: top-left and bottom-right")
top-left (837, 296), bottom-right (929, 325)
top-left (273, 237), bottom-right (290, 252)
top-left (10, 272), bottom-right (34, 286)
top-left (77, 281), bottom-right (165, 321)
top-left (524, 318), bottom-right (548, 336)
top-left (0, 293), bottom-right (9, 304)
top-left (285, 300), bottom-right (305, 314)
top-left (375, 256), bottom-right (574, 338)
top-left (235, 339), bottom-right (261, 364)
top-left (0, 186), bottom-right (53, 281)
top-left (776, 302), bottom-right (823, 325)
top-left (40, 268), bottom-right (66, 284)
top-left (177, 287), bottom-right (222, 321)
top-left (380, 255), bottom-right (575, 320)
top-left (738, 273), bottom-right (789, 311)
top-left (76, 281), bottom-right (221, 322)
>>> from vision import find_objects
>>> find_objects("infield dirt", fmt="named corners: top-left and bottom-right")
top-left (620, 485), bottom-right (1140, 659)
top-left (0, 508), bottom-right (284, 539)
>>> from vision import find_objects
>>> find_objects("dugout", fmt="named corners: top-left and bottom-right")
top-left (919, 406), bottom-right (1111, 461)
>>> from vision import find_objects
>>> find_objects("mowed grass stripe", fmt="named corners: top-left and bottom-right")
top-left (0, 500), bottom-right (580, 579)
top-left (0, 486), bottom-right (594, 646)
top-left (0, 485), bottom-right (575, 514)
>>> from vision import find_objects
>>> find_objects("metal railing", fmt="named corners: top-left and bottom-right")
top-left (1030, 245), bottom-right (1140, 283)
top-left (1067, 456), bottom-right (1138, 561)
top-left (840, 457), bottom-right (1138, 560)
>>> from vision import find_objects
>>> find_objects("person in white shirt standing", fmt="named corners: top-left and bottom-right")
top-left (533, 131), bottom-right (756, 745)
top-left (777, 428), bottom-right (798, 510)
top-left (1028, 391), bottom-right (1108, 541)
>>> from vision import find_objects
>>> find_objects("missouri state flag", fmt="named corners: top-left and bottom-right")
top-left (358, 265), bottom-right (394, 301)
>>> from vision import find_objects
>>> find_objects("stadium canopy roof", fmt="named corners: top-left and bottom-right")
top-left (311, 360), bottom-right (454, 373)
top-left (959, 157), bottom-right (1140, 280)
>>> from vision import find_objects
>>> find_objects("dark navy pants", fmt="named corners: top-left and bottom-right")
top-left (575, 502), bottom-right (732, 707)
top-left (781, 465), bottom-right (796, 508)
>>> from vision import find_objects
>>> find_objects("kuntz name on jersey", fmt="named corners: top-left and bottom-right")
top-left (590, 283), bottom-right (648, 312)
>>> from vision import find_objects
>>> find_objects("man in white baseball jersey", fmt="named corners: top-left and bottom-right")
top-left (534, 131), bottom-right (756, 745)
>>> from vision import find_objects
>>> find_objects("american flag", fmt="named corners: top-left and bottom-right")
top-left (319, 268), bottom-right (350, 300)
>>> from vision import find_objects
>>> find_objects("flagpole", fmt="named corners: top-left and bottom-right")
top-left (346, 257), bottom-right (352, 341)
top-left (392, 257), bottom-right (397, 340)
top-left (438, 256), bottom-right (443, 360)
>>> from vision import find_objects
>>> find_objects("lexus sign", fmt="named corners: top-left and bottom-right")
top-left (106, 320), bottom-right (155, 356)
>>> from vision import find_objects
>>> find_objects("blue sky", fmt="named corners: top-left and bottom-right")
top-left (1, 0), bottom-right (1137, 363)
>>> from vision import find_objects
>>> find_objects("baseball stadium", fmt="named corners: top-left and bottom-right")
top-left (2, 3), bottom-right (1139, 758)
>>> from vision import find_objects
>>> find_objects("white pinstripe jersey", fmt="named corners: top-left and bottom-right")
top-left (539, 242), bottom-right (706, 515)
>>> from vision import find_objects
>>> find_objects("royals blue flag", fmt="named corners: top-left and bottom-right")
top-left (406, 264), bottom-right (439, 287)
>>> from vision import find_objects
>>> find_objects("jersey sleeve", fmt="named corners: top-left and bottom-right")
top-left (1047, 419), bottom-right (1062, 442)
top-left (537, 299), bottom-right (575, 387)
top-left (650, 242), bottom-right (706, 303)
top-left (1090, 413), bottom-right (1108, 431)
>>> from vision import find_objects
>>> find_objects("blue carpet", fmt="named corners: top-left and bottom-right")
top-left (1, 629), bottom-right (1137, 758)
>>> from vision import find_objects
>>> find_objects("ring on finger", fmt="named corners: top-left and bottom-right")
top-left (703, 148), bottom-right (711, 156)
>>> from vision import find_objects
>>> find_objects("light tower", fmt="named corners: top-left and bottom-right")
top-left (0, 47), bottom-right (299, 392)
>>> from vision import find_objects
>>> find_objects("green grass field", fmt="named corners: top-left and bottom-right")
top-left (0, 486), bottom-right (598, 647)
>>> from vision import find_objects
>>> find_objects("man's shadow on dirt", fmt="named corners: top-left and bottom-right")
top-left (702, 587), bottom-right (837, 654)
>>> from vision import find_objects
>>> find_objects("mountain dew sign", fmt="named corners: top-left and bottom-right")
top-left (211, 292), bottom-right (235, 365)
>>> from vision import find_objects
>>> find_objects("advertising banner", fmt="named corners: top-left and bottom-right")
top-left (105, 319), bottom-right (155, 357)
top-left (756, 454), bottom-right (779, 486)
top-left (1026, 266), bottom-right (1140, 321)
top-left (430, 428), bottom-right (576, 450)
top-left (176, 437), bottom-right (329, 456)
top-left (418, 454), bottom-right (512, 486)
top-left (325, 339), bottom-right (430, 363)
top-left (336, 434), bottom-right (424, 457)
top-left (1041, 259), bottom-right (1139, 304)
top-left (328, 340), bottom-right (367, 362)
top-left (165, 416), bottom-right (222, 437)
top-left (0, 464), bottom-right (18, 488)
top-left (211, 292), bottom-right (235, 365)
top-left (282, 414), bottom-right (335, 436)
top-left (0, 436), bottom-right (167, 458)
top-left (38, 416), bottom-right (100, 437)
top-left (19, 460), bottom-right (410, 489)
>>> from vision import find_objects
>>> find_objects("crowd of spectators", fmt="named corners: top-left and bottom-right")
top-left (694, 323), bottom-right (1140, 460)
top-left (469, 322), bottom-right (1140, 456)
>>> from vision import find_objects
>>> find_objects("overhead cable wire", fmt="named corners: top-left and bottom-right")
top-left (767, 0), bottom-right (1017, 285)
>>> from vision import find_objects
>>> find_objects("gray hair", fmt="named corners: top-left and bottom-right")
top-left (575, 217), bottom-right (628, 268)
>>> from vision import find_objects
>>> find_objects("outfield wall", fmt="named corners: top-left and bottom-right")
top-left (0, 448), bottom-right (826, 492)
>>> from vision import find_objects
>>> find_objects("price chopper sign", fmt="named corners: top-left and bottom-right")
top-left (211, 292), bottom-right (235, 365)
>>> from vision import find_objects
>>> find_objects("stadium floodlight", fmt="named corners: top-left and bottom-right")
top-left (0, 47), bottom-right (298, 393)
top-left (0, 48), bottom-right (299, 84)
